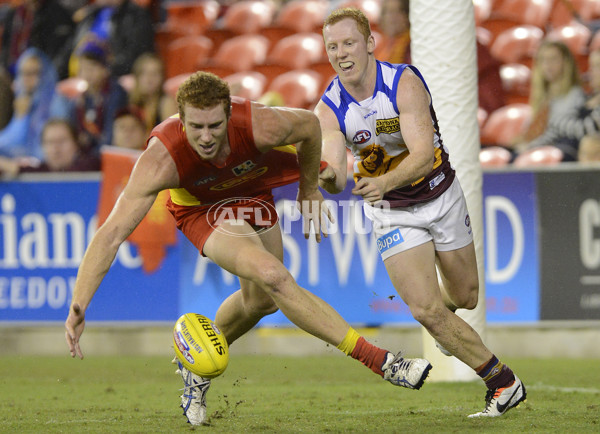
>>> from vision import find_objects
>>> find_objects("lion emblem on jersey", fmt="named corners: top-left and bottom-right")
top-left (359, 145), bottom-right (386, 174)
top-left (355, 144), bottom-right (406, 179)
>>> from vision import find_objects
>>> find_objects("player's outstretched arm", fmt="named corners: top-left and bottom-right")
top-left (65, 139), bottom-right (178, 359)
top-left (250, 102), bottom-right (332, 242)
top-left (314, 100), bottom-right (348, 194)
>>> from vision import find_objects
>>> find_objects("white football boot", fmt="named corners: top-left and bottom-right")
top-left (382, 352), bottom-right (432, 390)
top-left (468, 376), bottom-right (527, 418)
top-left (173, 358), bottom-right (212, 425)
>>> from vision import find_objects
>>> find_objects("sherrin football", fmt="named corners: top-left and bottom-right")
top-left (173, 313), bottom-right (229, 378)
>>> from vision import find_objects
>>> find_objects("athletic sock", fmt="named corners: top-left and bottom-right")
top-left (475, 355), bottom-right (515, 390)
top-left (337, 327), bottom-right (389, 377)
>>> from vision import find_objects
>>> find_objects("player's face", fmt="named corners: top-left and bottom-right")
top-left (324, 18), bottom-right (374, 85)
top-left (182, 103), bottom-right (229, 161)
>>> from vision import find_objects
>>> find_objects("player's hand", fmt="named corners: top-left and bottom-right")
top-left (65, 303), bottom-right (86, 359)
top-left (352, 177), bottom-right (387, 205)
top-left (296, 188), bottom-right (334, 242)
top-left (318, 165), bottom-right (336, 184)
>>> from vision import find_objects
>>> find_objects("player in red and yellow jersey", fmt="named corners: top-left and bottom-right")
top-left (65, 72), bottom-right (432, 426)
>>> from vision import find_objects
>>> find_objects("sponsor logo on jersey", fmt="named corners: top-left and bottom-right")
top-left (353, 130), bottom-right (372, 144)
top-left (428, 172), bottom-right (445, 190)
top-left (232, 160), bottom-right (256, 176)
top-left (363, 110), bottom-right (377, 119)
top-left (194, 175), bottom-right (217, 186)
top-left (375, 117), bottom-right (400, 135)
top-left (465, 214), bottom-right (472, 234)
top-left (377, 228), bottom-right (404, 254)
top-left (210, 166), bottom-right (268, 190)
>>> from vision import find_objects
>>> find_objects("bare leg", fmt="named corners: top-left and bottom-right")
top-left (435, 242), bottom-right (479, 311)
top-left (384, 241), bottom-right (492, 369)
top-left (214, 224), bottom-right (283, 344)
top-left (204, 220), bottom-right (350, 346)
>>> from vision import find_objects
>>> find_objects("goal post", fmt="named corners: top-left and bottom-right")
top-left (410, 0), bottom-right (485, 382)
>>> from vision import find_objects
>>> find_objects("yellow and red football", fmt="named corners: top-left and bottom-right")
top-left (173, 313), bottom-right (229, 378)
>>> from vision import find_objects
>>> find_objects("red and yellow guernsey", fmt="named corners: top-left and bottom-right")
top-left (151, 97), bottom-right (305, 208)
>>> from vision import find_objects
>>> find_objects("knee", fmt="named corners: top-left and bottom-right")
top-left (454, 282), bottom-right (479, 310)
top-left (245, 297), bottom-right (278, 317)
top-left (254, 261), bottom-right (294, 294)
top-left (410, 302), bottom-right (448, 330)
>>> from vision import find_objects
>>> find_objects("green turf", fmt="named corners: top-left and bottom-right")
top-left (0, 355), bottom-right (598, 433)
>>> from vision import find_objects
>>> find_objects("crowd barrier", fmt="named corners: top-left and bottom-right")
top-left (1, 165), bottom-right (599, 324)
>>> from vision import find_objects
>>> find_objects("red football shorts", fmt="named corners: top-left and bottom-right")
top-left (166, 193), bottom-right (278, 256)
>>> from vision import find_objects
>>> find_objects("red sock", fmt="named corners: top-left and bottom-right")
top-left (350, 337), bottom-right (389, 377)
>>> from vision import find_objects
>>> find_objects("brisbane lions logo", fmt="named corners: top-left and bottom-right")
top-left (359, 145), bottom-right (386, 174)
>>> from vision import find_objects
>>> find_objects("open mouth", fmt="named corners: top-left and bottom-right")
top-left (199, 143), bottom-right (216, 153)
top-left (339, 61), bottom-right (354, 72)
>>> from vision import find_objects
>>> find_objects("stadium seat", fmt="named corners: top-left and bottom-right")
top-left (224, 71), bottom-right (267, 101)
top-left (266, 33), bottom-right (326, 70)
top-left (490, 25), bottom-right (544, 66)
top-left (252, 64), bottom-right (294, 89)
top-left (55, 77), bottom-right (88, 99)
top-left (165, 35), bottom-right (214, 78)
top-left (308, 61), bottom-right (336, 84)
top-left (266, 69), bottom-right (322, 109)
top-left (476, 26), bottom-right (493, 47)
top-left (513, 145), bottom-right (564, 166)
top-left (163, 73), bottom-right (191, 98)
top-left (480, 103), bottom-right (532, 147)
top-left (221, 0), bottom-right (276, 34)
top-left (478, 107), bottom-right (488, 130)
top-left (479, 146), bottom-right (513, 167)
top-left (473, 0), bottom-right (492, 26)
top-left (199, 34), bottom-right (270, 73)
top-left (546, 21), bottom-right (592, 56)
top-left (261, 25), bottom-right (296, 49)
top-left (163, 0), bottom-right (220, 35)
top-left (339, 0), bottom-right (382, 23)
top-left (500, 63), bottom-right (531, 105)
top-left (547, 21), bottom-right (592, 72)
top-left (273, 0), bottom-right (329, 33)
top-left (550, 0), bottom-right (600, 27)
top-left (202, 28), bottom-right (238, 54)
top-left (490, 0), bottom-right (553, 28)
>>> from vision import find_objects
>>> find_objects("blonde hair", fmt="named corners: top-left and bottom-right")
top-left (176, 72), bottom-right (231, 120)
top-left (529, 40), bottom-right (581, 117)
top-left (323, 8), bottom-right (372, 43)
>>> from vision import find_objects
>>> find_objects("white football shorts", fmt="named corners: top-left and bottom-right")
top-left (363, 177), bottom-right (473, 260)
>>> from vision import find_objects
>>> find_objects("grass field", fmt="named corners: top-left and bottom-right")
top-left (0, 355), bottom-right (598, 433)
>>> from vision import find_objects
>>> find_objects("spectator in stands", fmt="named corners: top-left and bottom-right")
top-left (0, 118), bottom-right (100, 178)
top-left (111, 106), bottom-right (147, 150)
top-left (50, 40), bottom-right (129, 155)
top-left (0, 48), bottom-right (58, 160)
top-left (374, 0), bottom-right (505, 114)
top-left (0, 0), bottom-right (74, 79)
top-left (578, 133), bottom-right (600, 162)
top-left (513, 41), bottom-right (586, 161)
top-left (128, 53), bottom-right (177, 134)
top-left (70, 0), bottom-right (155, 77)
top-left (374, 0), bottom-right (411, 64)
top-left (0, 67), bottom-right (14, 130)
